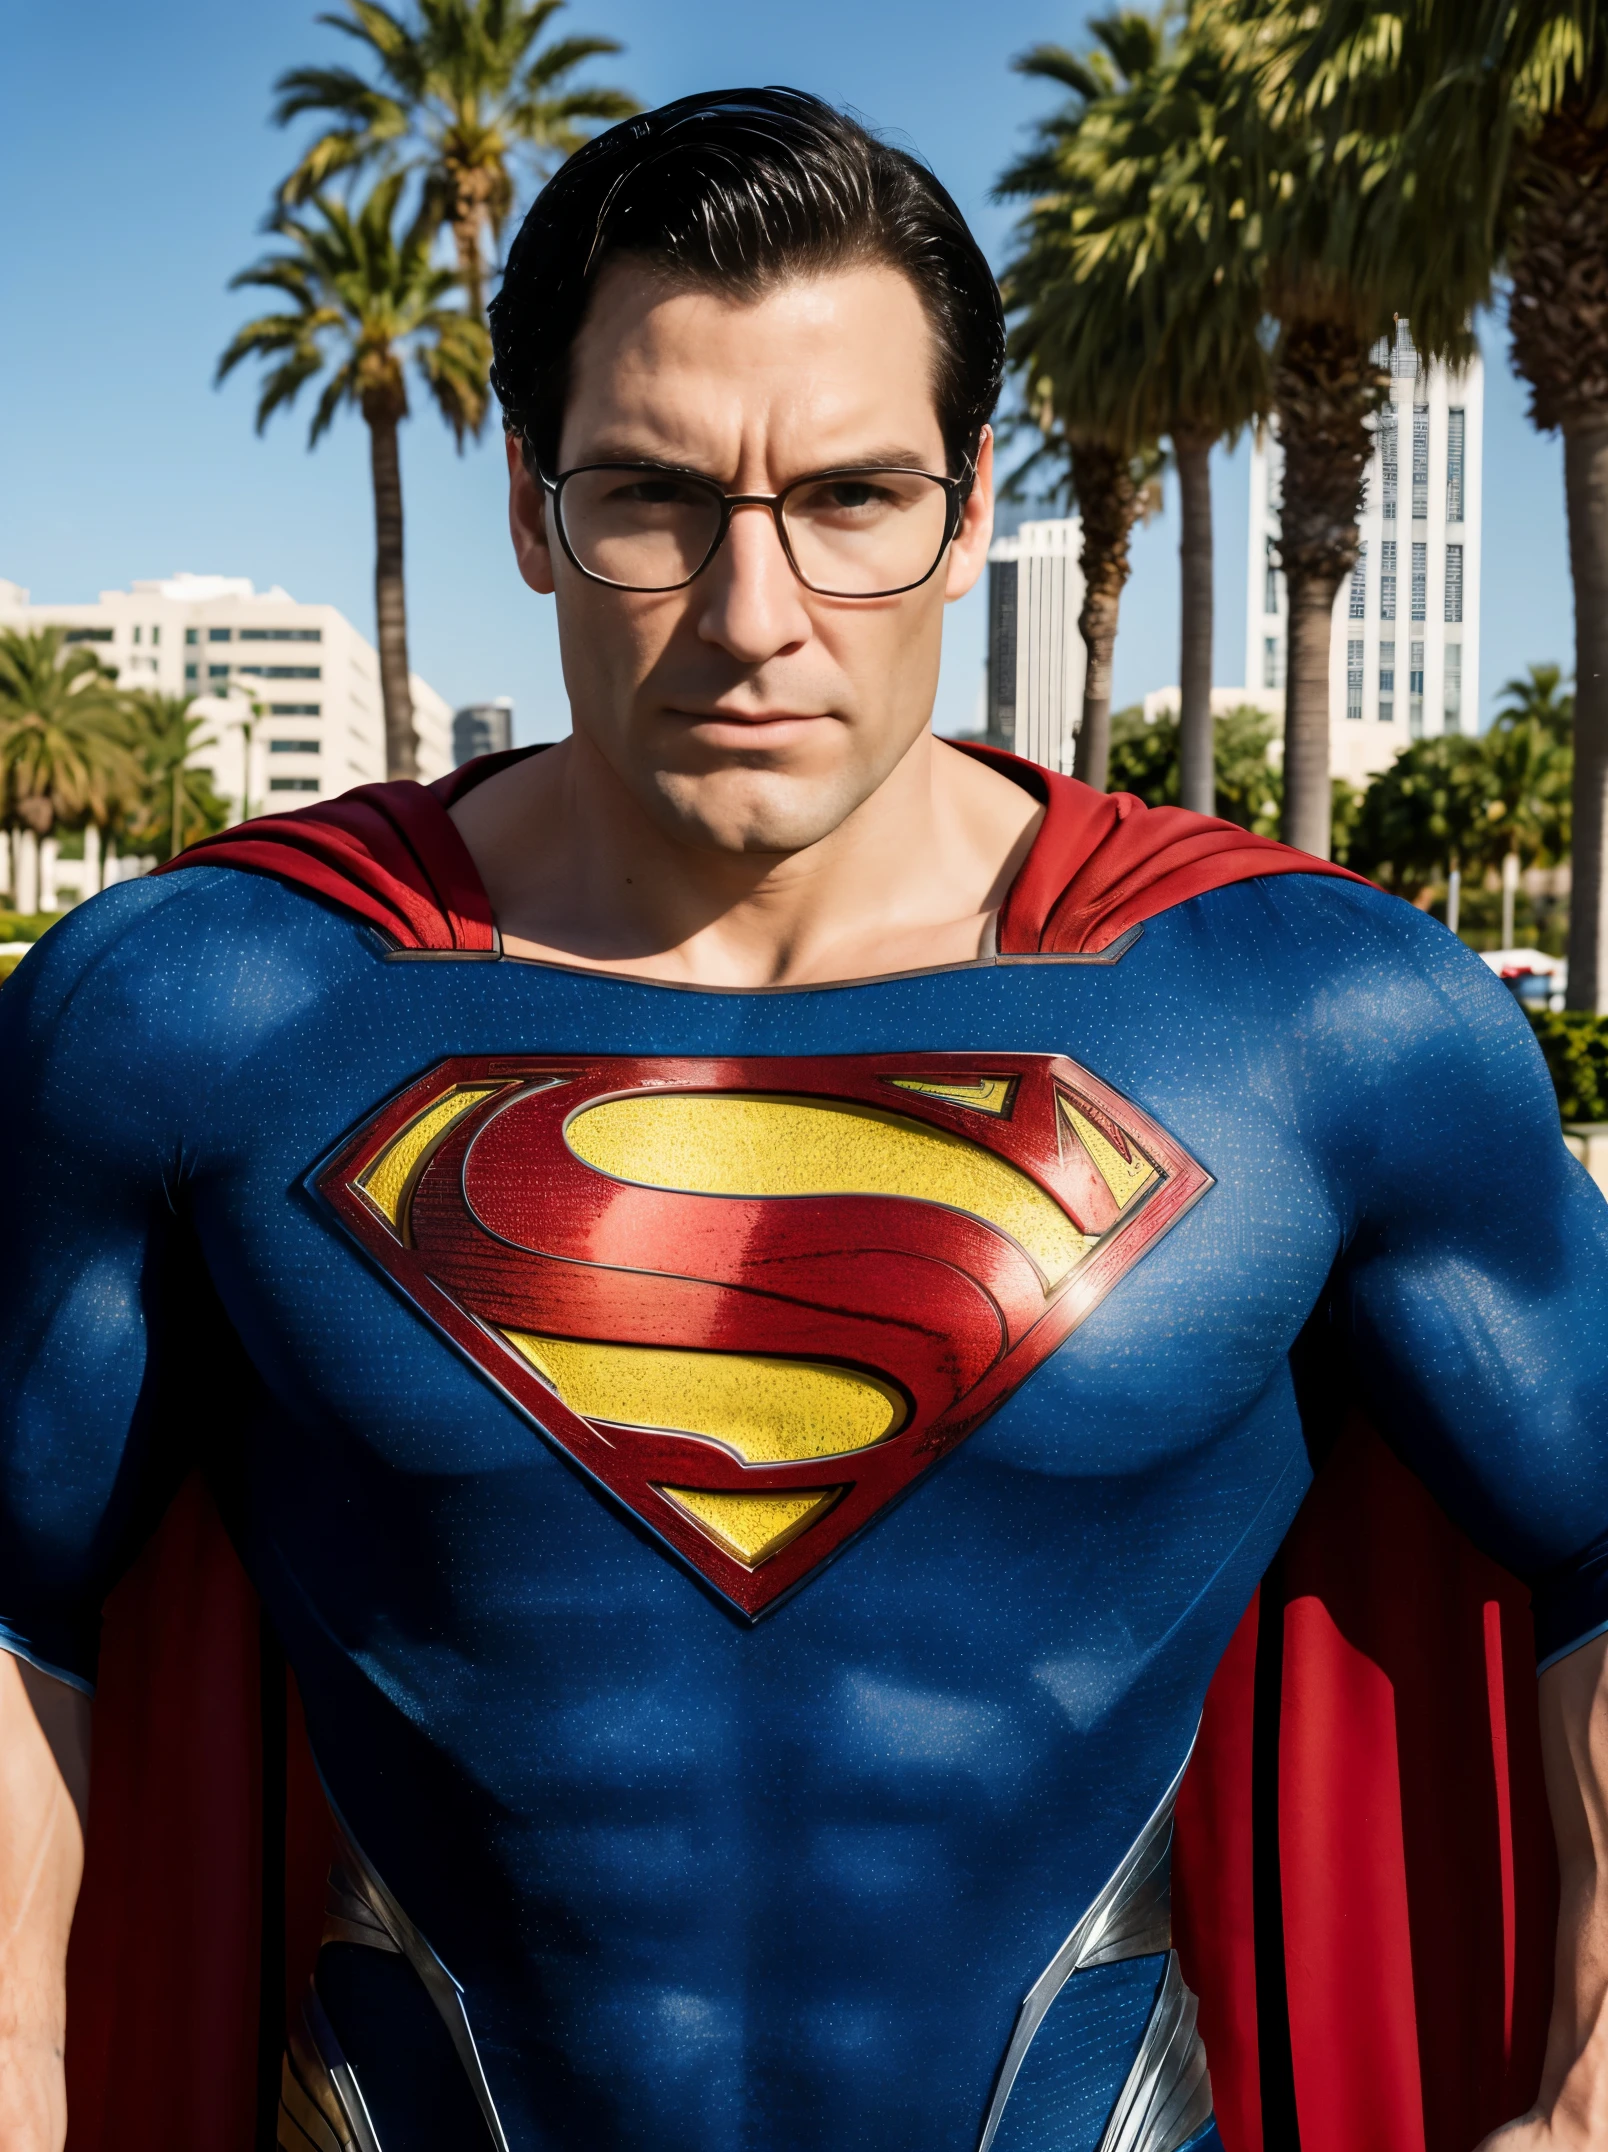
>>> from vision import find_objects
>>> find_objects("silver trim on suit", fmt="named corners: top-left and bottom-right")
top-left (278, 1985), bottom-right (385, 2152)
top-left (1099, 1951), bottom-right (1213, 2152)
top-left (318, 1808), bottom-right (512, 2152)
top-left (977, 1742), bottom-right (1212, 2152)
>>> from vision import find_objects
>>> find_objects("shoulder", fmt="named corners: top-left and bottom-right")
top-left (0, 867), bottom-right (376, 1078)
top-left (1149, 872), bottom-right (1567, 1209)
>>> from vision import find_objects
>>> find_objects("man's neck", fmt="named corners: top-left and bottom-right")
top-left (448, 730), bottom-right (1044, 990)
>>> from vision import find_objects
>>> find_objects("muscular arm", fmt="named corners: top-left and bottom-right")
top-left (0, 1657), bottom-right (89, 2152)
top-left (1481, 1636), bottom-right (1608, 2148)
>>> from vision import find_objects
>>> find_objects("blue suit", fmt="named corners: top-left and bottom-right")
top-left (1, 859), bottom-right (1605, 2151)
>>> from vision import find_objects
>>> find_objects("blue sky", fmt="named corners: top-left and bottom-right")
top-left (0, 0), bottom-right (1577, 743)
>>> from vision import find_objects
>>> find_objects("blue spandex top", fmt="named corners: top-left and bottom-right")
top-left (1, 862), bottom-right (1606, 2152)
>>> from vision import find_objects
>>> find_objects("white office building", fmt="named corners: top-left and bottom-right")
top-left (0, 572), bottom-right (453, 905)
top-left (1246, 322), bottom-right (1483, 790)
top-left (984, 519), bottom-right (1087, 776)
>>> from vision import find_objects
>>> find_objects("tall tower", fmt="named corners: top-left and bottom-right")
top-left (1246, 322), bottom-right (1483, 789)
top-left (984, 519), bottom-right (1087, 775)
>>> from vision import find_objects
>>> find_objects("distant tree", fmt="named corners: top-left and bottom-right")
top-left (219, 173), bottom-right (489, 779)
top-left (998, 13), bottom-right (1171, 793)
top-left (1347, 735), bottom-right (1503, 900)
top-left (117, 693), bottom-right (233, 861)
top-left (1000, 22), bottom-right (1270, 811)
top-left (1494, 660), bottom-right (1574, 743)
top-left (1107, 701), bottom-right (1283, 835)
top-left (0, 627), bottom-right (137, 902)
top-left (273, 0), bottom-right (638, 318)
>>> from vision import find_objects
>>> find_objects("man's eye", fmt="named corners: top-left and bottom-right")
top-left (612, 479), bottom-right (700, 507)
top-left (798, 480), bottom-right (892, 514)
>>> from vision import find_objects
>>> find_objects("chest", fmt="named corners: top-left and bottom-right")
top-left (192, 949), bottom-right (1343, 1625)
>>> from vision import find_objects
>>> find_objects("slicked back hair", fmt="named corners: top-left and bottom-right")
top-left (489, 87), bottom-right (1005, 484)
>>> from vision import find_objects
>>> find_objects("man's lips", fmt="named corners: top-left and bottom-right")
top-left (665, 706), bottom-right (834, 727)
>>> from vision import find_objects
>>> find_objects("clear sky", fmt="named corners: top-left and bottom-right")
top-left (0, 0), bottom-right (1578, 744)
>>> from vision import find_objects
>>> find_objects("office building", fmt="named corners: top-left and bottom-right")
top-left (0, 573), bottom-right (453, 908)
top-left (984, 519), bottom-right (1087, 776)
top-left (1246, 322), bottom-right (1483, 790)
top-left (454, 699), bottom-right (514, 765)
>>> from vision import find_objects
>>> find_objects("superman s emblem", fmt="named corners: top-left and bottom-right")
top-left (315, 1055), bottom-right (1211, 1616)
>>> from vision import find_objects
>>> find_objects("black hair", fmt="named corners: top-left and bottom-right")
top-left (488, 86), bottom-right (1004, 482)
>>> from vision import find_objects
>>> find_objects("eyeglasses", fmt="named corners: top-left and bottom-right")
top-left (535, 458), bottom-right (970, 598)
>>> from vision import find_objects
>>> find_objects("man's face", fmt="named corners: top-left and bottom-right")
top-left (506, 258), bottom-right (994, 856)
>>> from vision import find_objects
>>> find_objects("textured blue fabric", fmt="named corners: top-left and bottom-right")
top-left (988, 1956), bottom-right (1166, 2152)
top-left (1, 864), bottom-right (1606, 2151)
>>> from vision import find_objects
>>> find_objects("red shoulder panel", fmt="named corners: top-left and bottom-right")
top-left (157, 746), bottom-right (1367, 959)
top-left (955, 746), bottom-right (1367, 955)
top-left (153, 778), bottom-right (497, 953)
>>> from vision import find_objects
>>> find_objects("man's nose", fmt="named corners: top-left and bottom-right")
top-left (694, 501), bottom-right (813, 663)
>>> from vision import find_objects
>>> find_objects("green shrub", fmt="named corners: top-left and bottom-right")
top-left (0, 912), bottom-right (63, 945)
top-left (1528, 1009), bottom-right (1608, 1124)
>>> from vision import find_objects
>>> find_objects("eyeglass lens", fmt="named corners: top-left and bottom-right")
top-left (556, 468), bottom-right (953, 595)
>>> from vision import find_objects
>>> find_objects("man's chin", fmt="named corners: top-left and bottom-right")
top-left (644, 766), bottom-right (870, 859)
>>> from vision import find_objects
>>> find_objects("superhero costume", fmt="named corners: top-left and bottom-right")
top-left (1, 747), bottom-right (1604, 2151)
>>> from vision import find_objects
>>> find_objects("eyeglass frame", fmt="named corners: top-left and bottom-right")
top-left (530, 451), bottom-right (975, 599)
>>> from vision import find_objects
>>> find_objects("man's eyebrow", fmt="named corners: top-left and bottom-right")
top-left (565, 443), bottom-right (948, 479)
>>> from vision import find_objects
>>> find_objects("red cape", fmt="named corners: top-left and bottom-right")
top-left (65, 760), bottom-right (1553, 2150)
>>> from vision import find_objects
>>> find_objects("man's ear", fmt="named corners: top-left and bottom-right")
top-left (944, 425), bottom-right (995, 604)
top-left (507, 433), bottom-right (556, 596)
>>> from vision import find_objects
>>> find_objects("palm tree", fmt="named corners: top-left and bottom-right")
top-left (219, 173), bottom-right (489, 779)
top-left (273, 0), bottom-right (638, 319)
top-left (1253, 2), bottom-right (1608, 982)
top-left (118, 693), bottom-right (233, 861)
top-left (1495, 661), bottom-right (1575, 743)
top-left (998, 13), bottom-right (1172, 794)
top-left (1000, 22), bottom-right (1270, 811)
top-left (0, 628), bottom-right (138, 909)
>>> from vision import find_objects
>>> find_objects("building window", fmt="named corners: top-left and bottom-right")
top-left (1264, 538), bottom-right (1279, 616)
top-left (185, 664), bottom-right (197, 682)
top-left (1410, 640), bottom-right (1425, 735)
top-left (185, 629), bottom-right (198, 645)
top-left (1411, 541), bottom-right (1427, 621)
top-left (208, 627), bottom-right (232, 643)
top-left (238, 627), bottom-right (322, 642)
top-left (1411, 401), bottom-right (1429, 519)
top-left (236, 664), bottom-right (322, 680)
top-left (1379, 408), bottom-right (1398, 521)
top-left (63, 627), bottom-right (114, 644)
top-left (1349, 545), bottom-right (1367, 620)
top-left (269, 702), bottom-right (320, 716)
top-left (151, 625), bottom-right (161, 647)
top-left (208, 664), bottom-right (229, 680)
top-left (1446, 408), bottom-right (1466, 524)
top-left (269, 739), bottom-right (320, 755)
top-left (1444, 642), bottom-right (1463, 733)
top-left (1445, 543), bottom-right (1464, 623)
top-left (1379, 641), bottom-right (1395, 725)
top-left (269, 776), bottom-right (321, 793)
top-left (1263, 635), bottom-right (1280, 691)
top-left (1380, 540), bottom-right (1397, 620)
top-left (132, 625), bottom-right (142, 644)
top-left (1346, 638), bottom-right (1365, 720)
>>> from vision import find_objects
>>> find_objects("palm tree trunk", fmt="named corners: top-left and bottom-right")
top-left (1071, 441), bottom-right (1145, 793)
top-left (1283, 571), bottom-right (1343, 858)
top-left (453, 208), bottom-right (486, 323)
top-left (1075, 585), bottom-right (1122, 792)
top-left (1272, 318), bottom-right (1385, 860)
top-left (1175, 430), bottom-right (1216, 817)
top-left (1564, 420), bottom-right (1608, 1008)
top-left (368, 412), bottom-right (418, 782)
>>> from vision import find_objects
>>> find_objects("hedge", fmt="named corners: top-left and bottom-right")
top-left (1527, 1010), bottom-right (1608, 1125)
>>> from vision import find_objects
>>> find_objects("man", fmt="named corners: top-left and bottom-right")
top-left (2, 87), bottom-right (1606, 2152)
